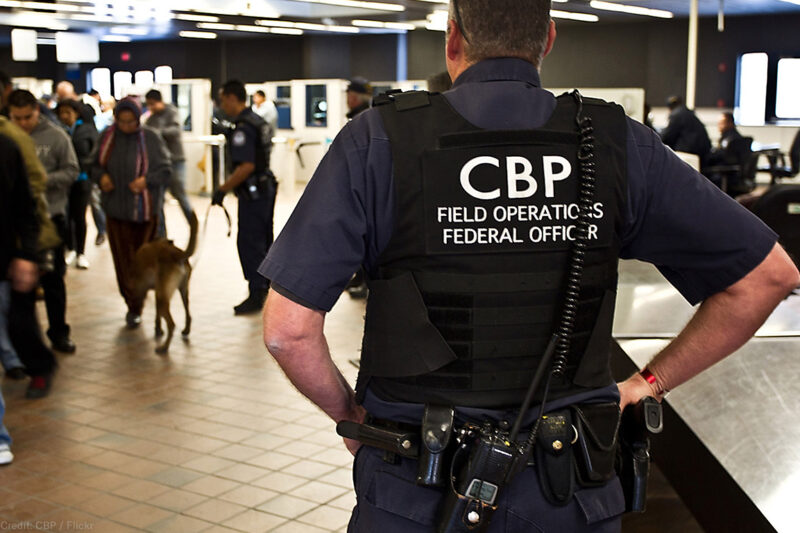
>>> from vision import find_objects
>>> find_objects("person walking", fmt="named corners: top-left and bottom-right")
top-left (92, 98), bottom-right (172, 328)
top-left (57, 99), bottom-right (99, 270)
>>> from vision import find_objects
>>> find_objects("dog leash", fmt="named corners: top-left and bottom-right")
top-left (204, 201), bottom-right (233, 238)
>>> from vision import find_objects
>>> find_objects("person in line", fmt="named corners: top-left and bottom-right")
top-left (214, 80), bottom-right (277, 315)
top-left (260, 1), bottom-right (799, 531)
top-left (0, 85), bottom-right (60, 400)
top-left (8, 90), bottom-right (79, 355)
top-left (92, 98), bottom-right (171, 329)
top-left (252, 90), bottom-right (278, 134)
top-left (1, 133), bottom-right (40, 462)
top-left (660, 95), bottom-right (712, 166)
top-left (57, 99), bottom-right (99, 270)
top-left (144, 89), bottom-right (193, 238)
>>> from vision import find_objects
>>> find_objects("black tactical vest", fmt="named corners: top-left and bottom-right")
top-left (355, 91), bottom-right (628, 409)
top-left (235, 110), bottom-right (273, 173)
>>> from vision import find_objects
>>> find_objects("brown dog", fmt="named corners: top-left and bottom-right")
top-left (132, 211), bottom-right (198, 354)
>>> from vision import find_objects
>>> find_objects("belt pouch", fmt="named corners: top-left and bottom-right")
top-left (571, 402), bottom-right (621, 487)
top-left (535, 409), bottom-right (574, 506)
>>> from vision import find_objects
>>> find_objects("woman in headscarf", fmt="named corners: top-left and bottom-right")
top-left (92, 97), bottom-right (171, 328)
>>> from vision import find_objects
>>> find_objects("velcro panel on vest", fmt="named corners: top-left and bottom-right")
top-left (360, 272), bottom-right (457, 378)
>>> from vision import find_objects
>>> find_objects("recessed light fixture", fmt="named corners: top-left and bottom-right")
top-left (179, 30), bottom-right (217, 39)
top-left (589, 1), bottom-right (673, 18)
top-left (300, 0), bottom-right (404, 12)
top-left (551, 10), bottom-right (599, 22)
top-left (174, 13), bottom-right (220, 23)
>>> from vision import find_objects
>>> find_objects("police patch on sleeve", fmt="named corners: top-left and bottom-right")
top-left (232, 130), bottom-right (247, 147)
top-left (422, 141), bottom-right (614, 255)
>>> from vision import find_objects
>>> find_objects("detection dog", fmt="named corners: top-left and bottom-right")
top-left (132, 211), bottom-right (198, 354)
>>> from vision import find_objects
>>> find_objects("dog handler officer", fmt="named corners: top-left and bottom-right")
top-left (261, 1), bottom-right (799, 531)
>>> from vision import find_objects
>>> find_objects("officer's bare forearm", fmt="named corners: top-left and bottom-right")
top-left (624, 243), bottom-right (799, 402)
top-left (263, 289), bottom-right (364, 424)
top-left (220, 162), bottom-right (255, 193)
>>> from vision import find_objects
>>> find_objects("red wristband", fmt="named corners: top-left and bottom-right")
top-left (640, 368), bottom-right (657, 385)
top-left (640, 367), bottom-right (668, 396)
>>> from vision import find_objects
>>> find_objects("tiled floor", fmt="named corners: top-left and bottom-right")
top-left (0, 188), bottom-right (703, 532)
top-left (1, 189), bottom-right (362, 532)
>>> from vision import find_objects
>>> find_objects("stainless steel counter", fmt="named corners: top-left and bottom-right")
top-left (614, 260), bottom-right (800, 533)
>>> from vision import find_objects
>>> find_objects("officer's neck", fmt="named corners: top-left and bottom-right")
top-left (231, 103), bottom-right (247, 117)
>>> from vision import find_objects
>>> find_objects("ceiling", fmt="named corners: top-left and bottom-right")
top-left (0, 0), bottom-right (799, 43)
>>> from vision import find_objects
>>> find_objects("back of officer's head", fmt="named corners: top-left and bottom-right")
top-left (450, 0), bottom-right (552, 67)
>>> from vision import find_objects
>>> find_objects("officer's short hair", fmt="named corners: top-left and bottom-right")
top-left (255, 90), bottom-right (266, 98)
top-left (721, 112), bottom-right (734, 124)
top-left (221, 80), bottom-right (247, 103)
top-left (7, 89), bottom-right (37, 109)
top-left (145, 89), bottom-right (163, 102)
top-left (450, 0), bottom-right (552, 67)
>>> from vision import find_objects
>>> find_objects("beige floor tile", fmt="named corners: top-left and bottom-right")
top-left (180, 455), bottom-right (237, 475)
top-left (288, 481), bottom-right (349, 505)
top-left (74, 492), bottom-right (138, 517)
top-left (245, 452), bottom-right (298, 471)
top-left (111, 479), bottom-right (172, 500)
top-left (147, 466), bottom-right (207, 488)
top-left (147, 488), bottom-right (209, 512)
top-left (222, 509), bottom-right (286, 532)
top-left (250, 472), bottom-right (309, 493)
top-left (181, 475), bottom-right (241, 498)
top-left (147, 514), bottom-right (215, 533)
top-left (296, 505), bottom-right (353, 531)
top-left (256, 494), bottom-right (319, 519)
top-left (214, 463), bottom-right (271, 483)
top-left (108, 503), bottom-right (174, 529)
top-left (183, 498), bottom-right (249, 523)
top-left (270, 521), bottom-right (331, 533)
top-left (281, 460), bottom-right (337, 480)
top-left (217, 485), bottom-right (278, 508)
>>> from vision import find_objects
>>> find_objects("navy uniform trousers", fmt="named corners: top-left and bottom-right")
top-left (348, 446), bottom-right (624, 533)
top-left (236, 182), bottom-right (277, 293)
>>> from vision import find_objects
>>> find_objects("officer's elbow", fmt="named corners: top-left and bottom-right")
top-left (262, 293), bottom-right (324, 361)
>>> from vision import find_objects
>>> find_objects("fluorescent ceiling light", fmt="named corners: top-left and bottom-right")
top-left (109, 26), bottom-right (149, 35)
top-left (179, 30), bottom-right (218, 39)
top-left (255, 19), bottom-right (298, 28)
top-left (300, 0), bottom-right (404, 12)
top-left (589, 1), bottom-right (673, 18)
top-left (352, 19), bottom-right (415, 30)
top-left (551, 10), bottom-right (599, 22)
top-left (3, 11), bottom-right (69, 30)
top-left (100, 35), bottom-right (132, 42)
top-left (197, 22), bottom-right (235, 30)
top-left (270, 27), bottom-right (304, 35)
top-left (235, 24), bottom-right (272, 33)
top-left (36, 37), bottom-right (56, 45)
top-left (174, 13), bottom-right (220, 22)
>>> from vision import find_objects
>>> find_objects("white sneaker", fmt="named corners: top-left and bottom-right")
top-left (76, 254), bottom-right (90, 270)
top-left (0, 444), bottom-right (13, 466)
top-left (64, 250), bottom-right (77, 266)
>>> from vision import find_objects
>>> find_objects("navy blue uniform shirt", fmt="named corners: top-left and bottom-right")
top-left (228, 108), bottom-right (260, 167)
top-left (260, 58), bottom-right (776, 312)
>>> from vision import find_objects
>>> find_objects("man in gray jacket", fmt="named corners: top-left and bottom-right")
top-left (145, 89), bottom-right (193, 237)
top-left (9, 89), bottom-right (79, 354)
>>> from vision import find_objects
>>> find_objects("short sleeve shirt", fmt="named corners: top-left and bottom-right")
top-left (259, 58), bottom-right (777, 312)
top-left (228, 109), bottom-right (259, 167)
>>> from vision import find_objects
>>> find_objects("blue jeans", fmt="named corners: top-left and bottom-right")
top-left (0, 281), bottom-right (23, 372)
top-left (0, 385), bottom-right (10, 446)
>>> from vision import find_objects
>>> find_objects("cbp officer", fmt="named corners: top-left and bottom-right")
top-left (261, 1), bottom-right (799, 532)
top-left (214, 80), bottom-right (277, 315)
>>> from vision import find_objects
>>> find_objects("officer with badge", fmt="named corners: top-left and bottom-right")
top-left (260, 1), bottom-right (799, 532)
top-left (214, 80), bottom-right (277, 315)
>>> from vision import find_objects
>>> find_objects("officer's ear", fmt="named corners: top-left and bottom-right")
top-left (542, 19), bottom-right (557, 60)
top-left (446, 19), bottom-right (465, 63)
